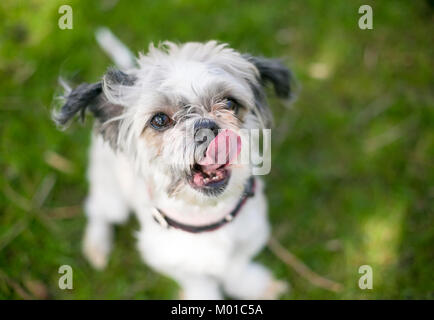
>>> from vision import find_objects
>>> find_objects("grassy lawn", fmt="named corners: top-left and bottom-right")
top-left (0, 0), bottom-right (433, 299)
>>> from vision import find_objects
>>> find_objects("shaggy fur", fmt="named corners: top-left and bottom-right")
top-left (54, 30), bottom-right (292, 299)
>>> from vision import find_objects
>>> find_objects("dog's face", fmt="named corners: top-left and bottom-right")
top-left (55, 41), bottom-right (291, 204)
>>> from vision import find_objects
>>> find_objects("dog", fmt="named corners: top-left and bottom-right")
top-left (53, 29), bottom-right (292, 299)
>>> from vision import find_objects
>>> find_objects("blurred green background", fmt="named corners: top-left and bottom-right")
top-left (0, 0), bottom-right (433, 299)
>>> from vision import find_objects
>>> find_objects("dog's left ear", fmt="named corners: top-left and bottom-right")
top-left (53, 68), bottom-right (136, 148)
top-left (243, 55), bottom-right (292, 99)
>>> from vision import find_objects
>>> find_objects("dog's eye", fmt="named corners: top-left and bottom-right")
top-left (150, 112), bottom-right (173, 130)
top-left (224, 98), bottom-right (240, 113)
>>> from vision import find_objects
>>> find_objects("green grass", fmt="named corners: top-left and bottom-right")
top-left (0, 0), bottom-right (433, 299)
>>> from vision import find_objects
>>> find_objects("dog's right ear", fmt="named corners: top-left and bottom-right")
top-left (53, 68), bottom-right (136, 148)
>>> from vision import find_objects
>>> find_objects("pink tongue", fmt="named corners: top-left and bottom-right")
top-left (198, 129), bottom-right (241, 172)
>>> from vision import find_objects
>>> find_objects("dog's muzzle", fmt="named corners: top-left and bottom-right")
top-left (189, 119), bottom-right (241, 196)
top-left (194, 118), bottom-right (219, 146)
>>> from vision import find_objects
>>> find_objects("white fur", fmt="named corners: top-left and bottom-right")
top-left (84, 134), bottom-right (284, 299)
top-left (80, 30), bottom-right (285, 299)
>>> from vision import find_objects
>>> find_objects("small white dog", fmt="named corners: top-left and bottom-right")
top-left (54, 29), bottom-right (292, 299)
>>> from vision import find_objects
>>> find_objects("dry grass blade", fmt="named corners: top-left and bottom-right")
top-left (47, 205), bottom-right (82, 219)
top-left (3, 183), bottom-right (32, 211)
top-left (0, 270), bottom-right (33, 300)
top-left (268, 236), bottom-right (343, 293)
top-left (32, 174), bottom-right (57, 209)
top-left (44, 151), bottom-right (74, 174)
top-left (0, 220), bottom-right (28, 252)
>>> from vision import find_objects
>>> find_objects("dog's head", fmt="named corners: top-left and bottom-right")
top-left (54, 41), bottom-right (291, 203)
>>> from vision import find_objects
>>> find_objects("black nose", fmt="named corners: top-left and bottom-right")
top-left (194, 119), bottom-right (219, 145)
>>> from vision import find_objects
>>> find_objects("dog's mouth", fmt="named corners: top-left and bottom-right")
top-left (190, 163), bottom-right (231, 189)
top-left (188, 129), bottom-right (241, 195)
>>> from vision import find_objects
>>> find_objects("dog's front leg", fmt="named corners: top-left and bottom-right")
top-left (82, 137), bottom-right (131, 269)
top-left (173, 273), bottom-right (223, 300)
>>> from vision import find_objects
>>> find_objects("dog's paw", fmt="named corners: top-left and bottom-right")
top-left (83, 244), bottom-right (108, 270)
top-left (178, 289), bottom-right (186, 300)
top-left (260, 279), bottom-right (289, 300)
top-left (82, 234), bottom-right (110, 270)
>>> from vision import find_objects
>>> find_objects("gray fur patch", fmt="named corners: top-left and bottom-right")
top-left (90, 95), bottom-right (124, 149)
top-left (243, 54), bottom-right (292, 99)
top-left (53, 82), bottom-right (103, 126)
top-left (105, 68), bottom-right (137, 86)
top-left (247, 79), bottom-right (273, 128)
top-left (54, 68), bottom-right (136, 149)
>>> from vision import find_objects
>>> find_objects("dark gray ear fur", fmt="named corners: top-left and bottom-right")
top-left (53, 68), bottom-right (135, 148)
top-left (53, 82), bottom-right (103, 126)
top-left (243, 55), bottom-right (292, 99)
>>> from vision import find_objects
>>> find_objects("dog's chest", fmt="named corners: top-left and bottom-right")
top-left (136, 187), bottom-right (269, 276)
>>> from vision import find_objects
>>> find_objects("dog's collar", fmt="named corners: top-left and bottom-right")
top-left (152, 177), bottom-right (256, 233)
